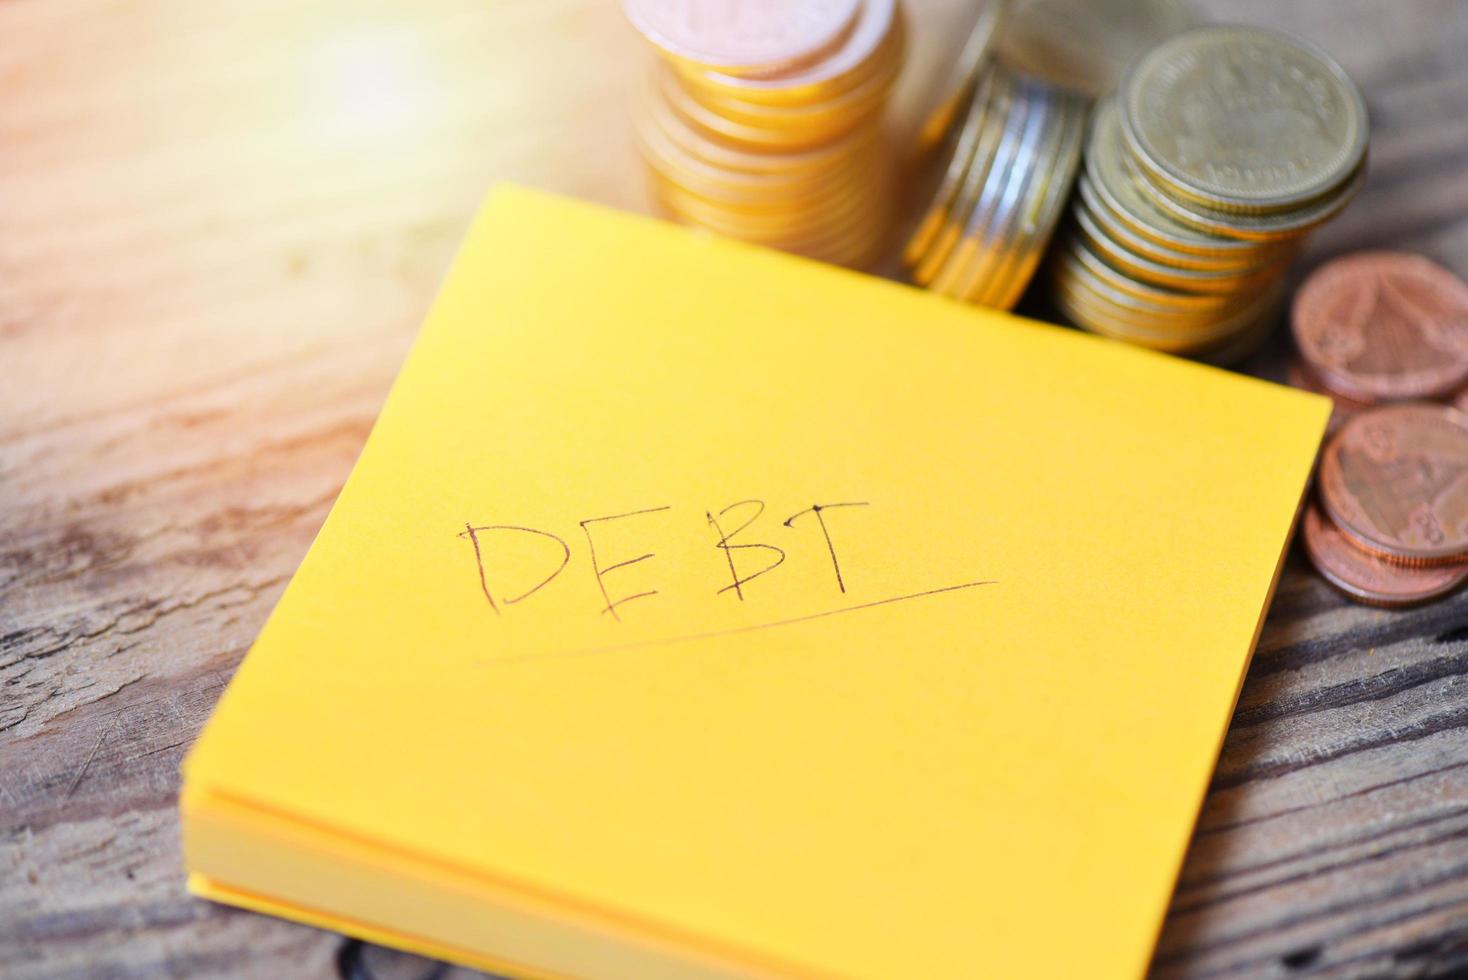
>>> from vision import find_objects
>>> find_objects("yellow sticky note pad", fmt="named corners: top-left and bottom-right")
top-left (182, 185), bottom-right (1328, 979)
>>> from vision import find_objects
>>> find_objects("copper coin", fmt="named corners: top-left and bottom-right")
top-left (675, 0), bottom-right (898, 105)
top-left (623, 0), bottom-right (861, 73)
top-left (1318, 403), bottom-right (1468, 563)
top-left (1302, 502), bottom-right (1468, 607)
top-left (1292, 252), bottom-right (1468, 401)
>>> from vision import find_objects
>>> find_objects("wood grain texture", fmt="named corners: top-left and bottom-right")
top-left (2, 0), bottom-right (1466, 977)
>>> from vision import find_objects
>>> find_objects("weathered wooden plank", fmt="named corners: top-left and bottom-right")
top-left (3, 1), bottom-right (1467, 977)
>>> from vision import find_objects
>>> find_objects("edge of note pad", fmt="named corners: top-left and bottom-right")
top-left (180, 183), bottom-right (1333, 979)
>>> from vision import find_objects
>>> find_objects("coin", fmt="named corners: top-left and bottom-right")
top-left (1054, 288), bottom-right (1260, 356)
top-left (988, 91), bottom-right (1088, 309)
top-left (1302, 503), bottom-right (1468, 607)
top-left (1141, 161), bottom-right (1367, 243)
top-left (641, 77), bottom-right (883, 183)
top-left (1054, 251), bottom-right (1282, 351)
top-left (904, 63), bottom-right (1007, 272)
top-left (682, 17), bottom-right (904, 135)
top-left (913, 68), bottom-right (1015, 285)
top-left (672, 0), bottom-right (899, 106)
top-left (1051, 48), bottom-right (1365, 361)
top-left (928, 72), bottom-right (1040, 296)
top-left (1072, 201), bottom-right (1282, 295)
top-left (1064, 234), bottom-right (1244, 313)
top-left (1119, 25), bottom-right (1368, 214)
top-left (916, 68), bottom-right (1086, 308)
top-left (622, 0), bottom-right (862, 74)
top-left (626, 0), bottom-right (902, 269)
top-left (1083, 101), bottom-right (1302, 262)
top-left (636, 101), bottom-right (874, 207)
top-left (966, 85), bottom-right (1068, 305)
top-left (948, 79), bottom-right (1057, 301)
top-left (1317, 404), bottom-right (1468, 564)
top-left (651, 162), bottom-right (872, 240)
top-left (1078, 173), bottom-right (1294, 275)
top-left (1292, 252), bottom-right (1468, 402)
top-left (657, 62), bottom-right (855, 152)
top-left (1053, 247), bottom-right (1257, 328)
top-left (684, 74), bottom-right (896, 145)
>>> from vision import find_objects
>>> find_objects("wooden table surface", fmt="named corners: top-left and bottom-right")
top-left (3, 1), bottom-right (1467, 977)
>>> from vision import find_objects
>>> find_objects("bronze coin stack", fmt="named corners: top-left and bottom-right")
top-left (902, 1), bottom-right (1090, 310)
top-left (623, 0), bottom-right (906, 269)
top-left (1052, 26), bottom-right (1368, 363)
top-left (1306, 404), bottom-right (1468, 608)
top-left (1288, 250), bottom-right (1468, 607)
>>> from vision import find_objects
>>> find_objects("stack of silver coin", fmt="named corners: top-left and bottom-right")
top-left (1051, 26), bottom-right (1368, 362)
top-left (902, 2), bottom-right (1089, 310)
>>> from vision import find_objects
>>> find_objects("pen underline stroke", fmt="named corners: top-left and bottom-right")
top-left (476, 579), bottom-right (996, 666)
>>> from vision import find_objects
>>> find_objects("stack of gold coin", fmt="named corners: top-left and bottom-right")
top-left (1304, 404), bottom-right (1468, 608)
top-left (1051, 26), bottom-right (1368, 363)
top-left (902, 2), bottom-right (1089, 310)
top-left (623, 0), bottom-right (906, 269)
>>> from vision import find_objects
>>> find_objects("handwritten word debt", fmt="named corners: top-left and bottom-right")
top-left (459, 499), bottom-right (871, 620)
